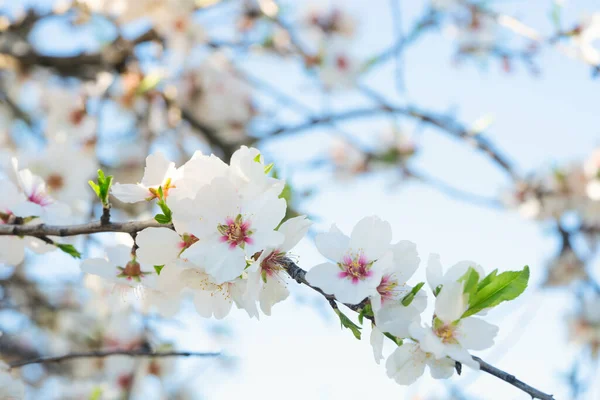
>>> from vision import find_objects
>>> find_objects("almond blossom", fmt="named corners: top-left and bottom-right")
top-left (245, 215), bottom-right (312, 316)
top-left (306, 216), bottom-right (393, 304)
top-left (135, 227), bottom-right (197, 267)
top-left (385, 340), bottom-right (455, 385)
top-left (111, 152), bottom-right (180, 203)
top-left (413, 281), bottom-right (499, 370)
top-left (81, 245), bottom-right (158, 289)
top-left (180, 176), bottom-right (286, 283)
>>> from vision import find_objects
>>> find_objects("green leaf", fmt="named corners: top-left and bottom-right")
top-left (335, 309), bottom-right (362, 340)
top-left (401, 282), bottom-right (425, 306)
top-left (434, 284), bottom-right (442, 297)
top-left (154, 265), bottom-right (165, 275)
top-left (264, 162), bottom-right (274, 175)
top-left (56, 243), bottom-right (82, 259)
top-left (383, 332), bottom-right (403, 346)
top-left (358, 303), bottom-right (374, 325)
top-left (88, 387), bottom-right (103, 400)
top-left (463, 266), bottom-right (530, 318)
top-left (477, 269), bottom-right (498, 292)
top-left (157, 185), bottom-right (164, 200)
top-left (88, 181), bottom-right (100, 197)
top-left (154, 214), bottom-right (171, 224)
top-left (458, 267), bottom-right (480, 299)
top-left (253, 153), bottom-right (262, 163)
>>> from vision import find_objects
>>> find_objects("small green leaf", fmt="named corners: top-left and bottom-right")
top-left (157, 186), bottom-right (164, 200)
top-left (401, 282), bottom-right (425, 306)
top-left (89, 387), bottom-right (103, 400)
top-left (154, 265), bottom-right (165, 275)
top-left (462, 266), bottom-right (530, 318)
top-left (477, 269), bottom-right (498, 292)
top-left (358, 303), bottom-right (374, 325)
top-left (253, 153), bottom-right (262, 163)
top-left (264, 162), bottom-right (274, 175)
top-left (335, 309), bottom-right (362, 340)
top-left (88, 181), bottom-right (100, 197)
top-left (56, 243), bottom-right (82, 259)
top-left (154, 214), bottom-right (171, 224)
top-left (458, 267), bottom-right (480, 299)
top-left (434, 284), bottom-right (442, 296)
top-left (136, 72), bottom-right (163, 95)
top-left (383, 332), bottom-right (403, 346)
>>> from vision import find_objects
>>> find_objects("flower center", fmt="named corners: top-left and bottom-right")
top-left (376, 274), bottom-right (400, 302)
top-left (259, 250), bottom-right (286, 281)
top-left (338, 251), bottom-right (373, 284)
top-left (217, 214), bottom-right (253, 250)
top-left (147, 178), bottom-right (176, 200)
top-left (433, 318), bottom-right (458, 344)
top-left (46, 174), bottom-right (65, 191)
top-left (336, 55), bottom-right (349, 71)
top-left (117, 261), bottom-right (148, 282)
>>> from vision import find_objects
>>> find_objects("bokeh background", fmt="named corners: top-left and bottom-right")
top-left (0, 0), bottom-right (599, 399)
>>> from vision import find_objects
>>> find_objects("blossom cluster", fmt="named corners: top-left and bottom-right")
top-left (60, 146), bottom-right (529, 387)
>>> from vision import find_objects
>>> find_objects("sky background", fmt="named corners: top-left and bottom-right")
top-left (2, 0), bottom-right (600, 399)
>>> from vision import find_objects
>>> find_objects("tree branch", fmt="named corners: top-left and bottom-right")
top-left (0, 219), bottom-right (553, 399)
top-left (9, 349), bottom-right (220, 369)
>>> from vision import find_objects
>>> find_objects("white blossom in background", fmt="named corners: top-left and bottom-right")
top-left (246, 215), bottom-right (312, 316)
top-left (81, 245), bottom-right (158, 290)
top-left (543, 247), bottom-right (587, 287)
top-left (568, 294), bottom-right (600, 357)
top-left (0, 361), bottom-right (25, 400)
top-left (575, 13), bottom-right (600, 66)
top-left (179, 53), bottom-right (255, 144)
top-left (112, 152), bottom-right (181, 203)
top-left (330, 138), bottom-right (367, 177)
top-left (317, 38), bottom-right (360, 89)
top-left (306, 216), bottom-right (393, 304)
top-left (42, 87), bottom-right (96, 143)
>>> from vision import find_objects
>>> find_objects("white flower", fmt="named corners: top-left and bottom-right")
top-left (81, 245), bottom-right (158, 289)
top-left (543, 248), bottom-right (587, 287)
top-left (318, 38), bottom-right (360, 89)
top-left (371, 241), bottom-right (426, 338)
top-left (385, 341), bottom-right (455, 385)
top-left (20, 140), bottom-right (98, 210)
top-left (426, 253), bottom-right (485, 293)
top-left (0, 361), bottom-right (25, 400)
top-left (179, 176), bottom-right (286, 283)
top-left (306, 216), bottom-right (393, 304)
top-left (0, 180), bottom-right (55, 265)
top-left (111, 152), bottom-right (180, 203)
top-left (576, 13), bottom-right (600, 65)
top-left (135, 227), bottom-right (197, 267)
top-left (42, 87), bottom-right (96, 142)
top-left (245, 216), bottom-right (312, 316)
top-left (413, 281), bottom-right (499, 370)
top-left (228, 146), bottom-right (284, 200)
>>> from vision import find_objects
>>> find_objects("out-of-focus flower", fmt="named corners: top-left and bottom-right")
top-left (575, 13), bottom-right (600, 66)
top-left (568, 295), bottom-right (600, 357)
top-left (543, 247), bottom-right (587, 287)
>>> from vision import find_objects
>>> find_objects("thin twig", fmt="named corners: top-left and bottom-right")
top-left (9, 349), bottom-right (220, 369)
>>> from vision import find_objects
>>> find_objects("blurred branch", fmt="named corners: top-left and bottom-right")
top-left (264, 105), bottom-right (518, 180)
top-left (9, 349), bottom-right (220, 369)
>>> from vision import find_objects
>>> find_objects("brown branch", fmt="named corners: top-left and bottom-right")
top-left (0, 220), bottom-right (553, 398)
top-left (9, 349), bottom-right (220, 369)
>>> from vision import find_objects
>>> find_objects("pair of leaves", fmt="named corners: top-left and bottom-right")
top-left (154, 186), bottom-right (173, 224)
top-left (88, 170), bottom-right (113, 206)
top-left (335, 308), bottom-right (362, 340)
top-left (460, 265), bottom-right (530, 318)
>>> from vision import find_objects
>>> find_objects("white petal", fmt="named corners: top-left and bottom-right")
top-left (349, 216), bottom-right (392, 260)
top-left (442, 344), bottom-right (479, 370)
top-left (390, 240), bottom-right (420, 282)
top-left (0, 237), bottom-right (25, 265)
top-left (11, 201), bottom-right (43, 218)
top-left (193, 290), bottom-right (216, 318)
top-left (136, 227), bottom-right (182, 266)
top-left (305, 262), bottom-right (346, 297)
top-left (385, 343), bottom-right (427, 385)
top-left (456, 318), bottom-right (499, 350)
top-left (278, 215), bottom-right (312, 252)
top-left (105, 245), bottom-right (132, 267)
top-left (434, 281), bottom-right (467, 323)
top-left (111, 183), bottom-right (151, 203)
top-left (375, 303), bottom-right (422, 338)
top-left (426, 253), bottom-right (444, 292)
top-left (81, 258), bottom-right (113, 279)
top-left (370, 325), bottom-right (385, 365)
top-left (260, 276), bottom-right (290, 316)
top-left (445, 260), bottom-right (485, 283)
top-left (141, 152), bottom-right (175, 187)
top-left (410, 323), bottom-right (446, 359)
top-left (315, 225), bottom-right (350, 261)
top-left (245, 230), bottom-right (284, 255)
top-left (427, 357), bottom-right (455, 380)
